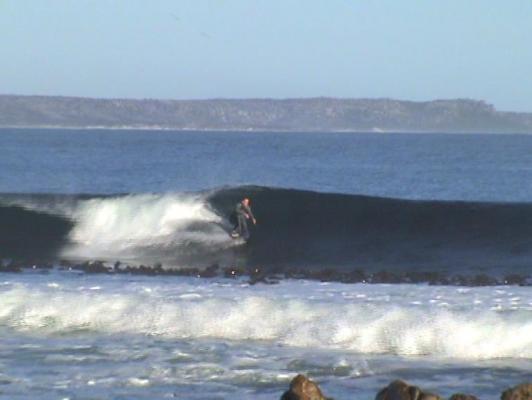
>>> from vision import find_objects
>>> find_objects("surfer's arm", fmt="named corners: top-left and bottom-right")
top-left (244, 205), bottom-right (257, 224)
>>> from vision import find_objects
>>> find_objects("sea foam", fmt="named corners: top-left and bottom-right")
top-left (1, 279), bottom-right (530, 360)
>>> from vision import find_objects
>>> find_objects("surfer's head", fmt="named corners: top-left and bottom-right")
top-left (243, 198), bottom-right (250, 206)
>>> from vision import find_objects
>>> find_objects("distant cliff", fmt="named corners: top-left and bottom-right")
top-left (1, 95), bottom-right (532, 133)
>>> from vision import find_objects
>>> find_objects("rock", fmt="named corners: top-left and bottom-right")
top-left (76, 260), bottom-right (110, 274)
top-left (309, 267), bottom-right (340, 282)
top-left (199, 264), bottom-right (219, 278)
top-left (501, 383), bottom-right (532, 400)
top-left (470, 273), bottom-right (498, 286)
top-left (449, 394), bottom-right (479, 400)
top-left (280, 374), bottom-right (331, 400)
top-left (376, 380), bottom-right (441, 400)
top-left (503, 274), bottom-right (527, 285)
top-left (0, 260), bottom-right (22, 273)
top-left (340, 269), bottom-right (367, 283)
top-left (223, 265), bottom-right (246, 278)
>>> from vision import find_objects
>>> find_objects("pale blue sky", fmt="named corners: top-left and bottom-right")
top-left (1, 0), bottom-right (531, 111)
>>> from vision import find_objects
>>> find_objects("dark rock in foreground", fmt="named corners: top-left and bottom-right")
top-left (280, 374), bottom-right (331, 400)
top-left (279, 376), bottom-right (531, 400)
top-left (0, 258), bottom-right (530, 287)
top-left (448, 394), bottom-right (478, 400)
top-left (376, 380), bottom-right (441, 400)
top-left (501, 383), bottom-right (532, 400)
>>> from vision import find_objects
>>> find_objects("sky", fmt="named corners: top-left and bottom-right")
top-left (0, 0), bottom-right (531, 111)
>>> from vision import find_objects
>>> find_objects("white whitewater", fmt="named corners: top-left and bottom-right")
top-left (1, 277), bottom-right (530, 360)
top-left (62, 193), bottom-right (229, 259)
top-left (4, 193), bottom-right (233, 260)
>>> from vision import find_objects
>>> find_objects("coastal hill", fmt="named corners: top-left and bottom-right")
top-left (1, 94), bottom-right (532, 133)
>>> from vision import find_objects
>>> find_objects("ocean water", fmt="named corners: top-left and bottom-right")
top-left (0, 129), bottom-right (531, 399)
top-left (2, 129), bottom-right (532, 201)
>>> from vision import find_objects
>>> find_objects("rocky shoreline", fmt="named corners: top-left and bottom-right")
top-left (280, 375), bottom-right (531, 400)
top-left (0, 259), bottom-right (530, 286)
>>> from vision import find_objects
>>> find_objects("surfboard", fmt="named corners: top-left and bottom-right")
top-left (230, 230), bottom-right (250, 242)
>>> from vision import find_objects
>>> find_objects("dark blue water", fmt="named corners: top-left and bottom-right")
top-left (2, 128), bottom-right (532, 201)
top-left (1, 129), bottom-right (531, 400)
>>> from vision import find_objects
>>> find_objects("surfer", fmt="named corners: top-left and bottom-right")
top-left (232, 198), bottom-right (257, 239)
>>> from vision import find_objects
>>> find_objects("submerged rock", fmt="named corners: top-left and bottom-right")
top-left (501, 383), bottom-right (532, 400)
top-left (375, 380), bottom-right (441, 400)
top-left (0, 260), bottom-right (22, 272)
top-left (223, 265), bottom-right (246, 278)
top-left (280, 374), bottom-right (331, 400)
top-left (77, 260), bottom-right (110, 274)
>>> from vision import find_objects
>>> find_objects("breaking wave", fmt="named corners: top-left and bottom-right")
top-left (1, 186), bottom-right (532, 278)
top-left (0, 282), bottom-right (530, 359)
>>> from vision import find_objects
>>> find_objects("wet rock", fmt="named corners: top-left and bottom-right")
top-left (0, 260), bottom-right (22, 273)
top-left (76, 260), bottom-right (110, 274)
top-left (449, 394), bottom-right (479, 400)
top-left (199, 264), bottom-right (219, 278)
top-left (376, 380), bottom-right (441, 400)
top-left (136, 265), bottom-right (158, 275)
top-left (248, 266), bottom-right (264, 280)
top-left (250, 271), bottom-right (282, 285)
top-left (153, 263), bottom-right (165, 275)
top-left (371, 270), bottom-right (401, 284)
top-left (124, 264), bottom-right (169, 275)
top-left (223, 265), bottom-right (246, 278)
top-left (280, 374), bottom-right (331, 400)
top-left (173, 267), bottom-right (201, 277)
top-left (501, 382), bottom-right (532, 400)
top-left (503, 274), bottom-right (527, 285)
top-left (59, 259), bottom-right (72, 267)
top-left (309, 267), bottom-right (341, 282)
top-left (406, 271), bottom-right (446, 285)
top-left (29, 262), bottom-right (54, 269)
top-left (470, 273), bottom-right (498, 286)
top-left (283, 269), bottom-right (308, 280)
top-left (340, 269), bottom-right (367, 283)
top-left (248, 266), bottom-right (281, 284)
top-left (115, 263), bottom-right (133, 273)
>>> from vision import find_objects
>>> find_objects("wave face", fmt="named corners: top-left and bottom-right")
top-left (2, 187), bottom-right (532, 277)
top-left (0, 201), bottom-right (73, 259)
top-left (209, 187), bottom-right (532, 276)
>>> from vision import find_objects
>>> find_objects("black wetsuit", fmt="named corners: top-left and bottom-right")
top-left (234, 202), bottom-right (255, 239)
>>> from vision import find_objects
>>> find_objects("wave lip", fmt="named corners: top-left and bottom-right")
top-left (61, 193), bottom-right (229, 260)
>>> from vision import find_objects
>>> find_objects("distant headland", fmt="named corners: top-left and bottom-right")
top-left (1, 94), bottom-right (532, 133)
